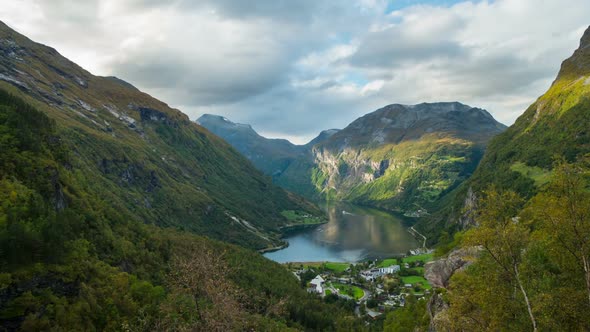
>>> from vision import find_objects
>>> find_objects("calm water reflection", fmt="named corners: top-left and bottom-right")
top-left (264, 202), bottom-right (419, 263)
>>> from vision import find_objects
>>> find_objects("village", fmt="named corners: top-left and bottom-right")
top-left (286, 249), bottom-right (434, 320)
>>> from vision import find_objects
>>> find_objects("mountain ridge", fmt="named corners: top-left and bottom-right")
top-left (0, 20), bottom-right (320, 250)
top-left (199, 102), bottom-right (506, 214)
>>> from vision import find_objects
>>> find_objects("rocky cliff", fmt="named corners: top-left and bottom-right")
top-left (311, 102), bottom-right (506, 213)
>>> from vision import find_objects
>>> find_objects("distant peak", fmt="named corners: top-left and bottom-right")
top-left (198, 114), bottom-right (232, 122)
top-left (320, 129), bottom-right (340, 135)
top-left (196, 114), bottom-right (254, 131)
top-left (197, 114), bottom-right (237, 125)
top-left (378, 101), bottom-right (475, 114)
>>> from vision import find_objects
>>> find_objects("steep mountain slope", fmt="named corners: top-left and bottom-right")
top-left (197, 114), bottom-right (340, 197)
top-left (0, 21), bottom-right (321, 251)
top-left (311, 102), bottom-right (506, 213)
top-left (469, 26), bottom-right (590, 195)
top-left (0, 22), bottom-right (362, 331)
top-left (422, 27), bottom-right (590, 332)
top-left (420, 26), bottom-right (590, 240)
top-left (196, 114), bottom-right (305, 176)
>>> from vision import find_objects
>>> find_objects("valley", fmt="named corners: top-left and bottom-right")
top-left (0, 3), bottom-right (590, 331)
top-left (198, 102), bottom-right (507, 218)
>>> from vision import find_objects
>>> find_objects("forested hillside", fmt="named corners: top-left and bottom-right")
top-left (419, 26), bottom-right (590, 243)
top-left (0, 55), bottom-right (361, 332)
top-left (419, 26), bottom-right (590, 332)
top-left (0, 20), bottom-right (321, 251)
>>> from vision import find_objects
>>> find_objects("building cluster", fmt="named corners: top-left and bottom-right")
top-left (360, 265), bottom-right (401, 281)
top-left (292, 253), bottom-right (433, 320)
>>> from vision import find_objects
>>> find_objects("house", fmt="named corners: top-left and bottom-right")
top-left (378, 265), bottom-right (400, 275)
top-left (367, 311), bottom-right (382, 319)
top-left (361, 265), bottom-right (401, 281)
top-left (309, 275), bottom-right (325, 294)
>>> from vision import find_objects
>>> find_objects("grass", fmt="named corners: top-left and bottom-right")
top-left (325, 262), bottom-right (350, 273)
top-left (401, 276), bottom-right (431, 290)
top-left (281, 210), bottom-right (325, 225)
top-left (377, 258), bottom-right (398, 268)
top-left (289, 262), bottom-right (349, 272)
top-left (332, 282), bottom-right (364, 300)
top-left (403, 253), bottom-right (433, 264)
top-left (325, 289), bottom-right (332, 296)
top-left (510, 162), bottom-right (552, 187)
top-left (409, 267), bottom-right (425, 274)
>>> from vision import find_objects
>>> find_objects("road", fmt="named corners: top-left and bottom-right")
top-left (409, 226), bottom-right (427, 248)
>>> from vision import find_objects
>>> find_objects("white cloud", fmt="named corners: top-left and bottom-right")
top-left (0, 0), bottom-right (588, 142)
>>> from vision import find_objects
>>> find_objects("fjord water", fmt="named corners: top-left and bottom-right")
top-left (264, 202), bottom-right (419, 263)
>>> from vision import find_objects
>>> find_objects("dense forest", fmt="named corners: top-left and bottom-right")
top-left (381, 161), bottom-right (590, 331)
top-left (0, 90), bottom-right (365, 330)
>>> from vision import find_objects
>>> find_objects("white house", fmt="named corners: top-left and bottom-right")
top-left (309, 275), bottom-right (325, 294)
top-left (378, 265), bottom-right (400, 275)
top-left (361, 265), bottom-right (401, 281)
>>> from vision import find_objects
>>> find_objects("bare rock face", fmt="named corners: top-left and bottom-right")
top-left (425, 247), bottom-right (478, 289)
top-left (424, 247), bottom-right (479, 331)
top-left (427, 292), bottom-right (450, 332)
top-left (458, 187), bottom-right (478, 228)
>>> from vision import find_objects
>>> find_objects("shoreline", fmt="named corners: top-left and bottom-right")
top-left (278, 220), bottom-right (327, 233)
top-left (260, 220), bottom-right (327, 254)
top-left (259, 241), bottom-right (289, 254)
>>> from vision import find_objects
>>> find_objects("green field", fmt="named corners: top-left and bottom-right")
top-left (289, 261), bottom-right (350, 273)
top-left (510, 162), bottom-right (552, 187)
top-left (413, 267), bottom-right (425, 274)
top-left (325, 262), bottom-right (350, 273)
top-left (332, 282), bottom-right (364, 300)
top-left (377, 258), bottom-right (398, 268)
top-left (401, 276), bottom-right (431, 290)
top-left (403, 253), bottom-right (433, 264)
top-left (281, 210), bottom-right (325, 225)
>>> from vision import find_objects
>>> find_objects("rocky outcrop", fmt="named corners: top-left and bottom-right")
top-left (458, 187), bottom-right (478, 228)
top-left (427, 292), bottom-right (450, 332)
top-left (424, 247), bottom-right (480, 331)
top-left (425, 247), bottom-right (478, 288)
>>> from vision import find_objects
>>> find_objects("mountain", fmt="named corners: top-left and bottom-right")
top-left (304, 129), bottom-right (341, 148)
top-left (469, 26), bottom-right (590, 195)
top-left (196, 114), bottom-right (305, 176)
top-left (422, 26), bottom-right (590, 332)
top-left (197, 114), bottom-right (340, 196)
top-left (420, 26), bottom-right (590, 240)
top-left (310, 102), bottom-right (506, 213)
top-left (198, 104), bottom-right (505, 214)
top-left (0, 21), bottom-right (323, 251)
top-left (0, 21), bottom-right (362, 331)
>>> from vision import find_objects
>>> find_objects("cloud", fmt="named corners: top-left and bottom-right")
top-left (0, 0), bottom-right (589, 142)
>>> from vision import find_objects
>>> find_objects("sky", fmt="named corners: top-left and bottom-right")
top-left (1, 0), bottom-right (588, 144)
